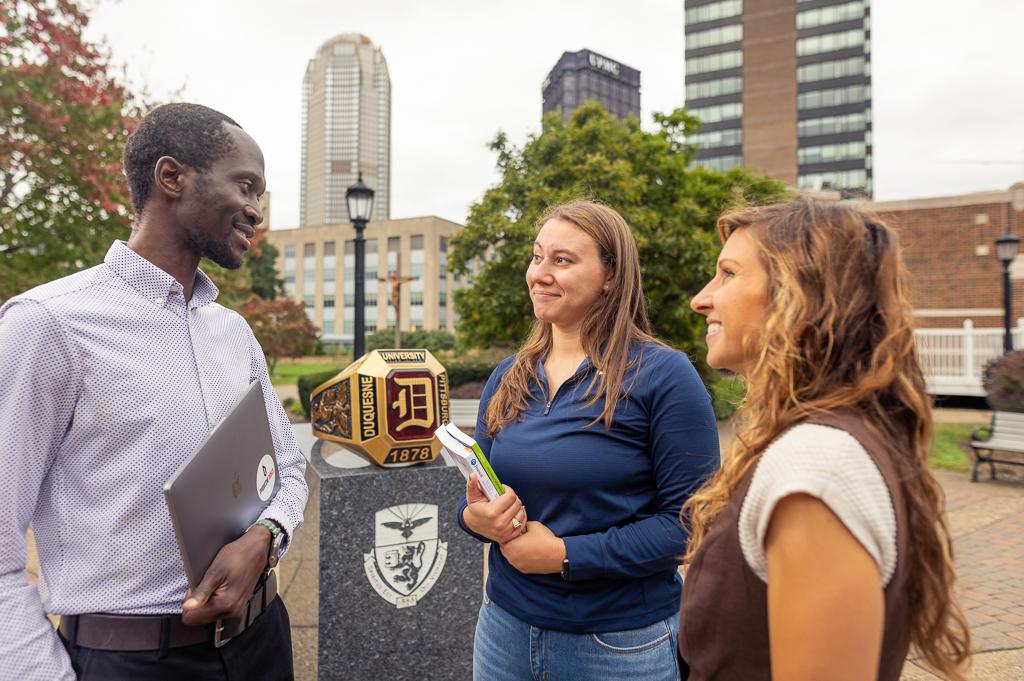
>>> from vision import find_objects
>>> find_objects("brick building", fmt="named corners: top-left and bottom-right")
top-left (867, 183), bottom-right (1024, 329)
top-left (684, 0), bottom-right (872, 196)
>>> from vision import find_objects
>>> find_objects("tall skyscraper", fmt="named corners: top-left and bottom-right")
top-left (542, 49), bottom-right (641, 122)
top-left (301, 34), bottom-right (391, 225)
top-left (684, 0), bottom-right (872, 196)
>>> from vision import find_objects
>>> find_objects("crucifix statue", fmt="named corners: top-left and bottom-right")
top-left (379, 271), bottom-right (418, 348)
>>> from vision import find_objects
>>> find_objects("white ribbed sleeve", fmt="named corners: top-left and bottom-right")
top-left (738, 423), bottom-right (897, 586)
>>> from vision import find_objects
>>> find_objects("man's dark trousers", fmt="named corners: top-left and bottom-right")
top-left (60, 597), bottom-right (294, 680)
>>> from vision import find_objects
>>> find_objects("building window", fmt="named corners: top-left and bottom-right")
top-left (796, 1), bottom-right (864, 30)
top-left (798, 112), bottom-right (867, 137)
top-left (410, 234), bottom-right (424, 323)
top-left (798, 141), bottom-right (866, 164)
top-left (387, 236), bottom-right (400, 275)
top-left (686, 24), bottom-right (742, 51)
top-left (797, 169), bottom-right (868, 190)
top-left (691, 155), bottom-right (743, 172)
top-left (686, 76), bottom-right (742, 102)
top-left (797, 85), bottom-right (867, 110)
top-left (685, 0), bottom-right (741, 25)
top-left (410, 235), bottom-right (424, 278)
top-left (797, 56), bottom-right (866, 83)
top-left (344, 240), bottom-right (355, 283)
top-left (685, 50), bottom-right (742, 76)
top-left (365, 238), bottom-right (378, 282)
top-left (690, 127), bottom-right (742, 149)
top-left (323, 241), bottom-right (336, 282)
top-left (690, 102), bottom-right (743, 124)
top-left (796, 29), bottom-right (865, 57)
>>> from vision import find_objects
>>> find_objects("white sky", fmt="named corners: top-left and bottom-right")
top-left (84, 0), bottom-right (1024, 229)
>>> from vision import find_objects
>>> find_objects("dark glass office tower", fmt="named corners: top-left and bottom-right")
top-left (684, 0), bottom-right (872, 197)
top-left (542, 49), bottom-right (641, 122)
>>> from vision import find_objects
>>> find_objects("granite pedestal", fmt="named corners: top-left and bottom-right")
top-left (311, 440), bottom-right (483, 681)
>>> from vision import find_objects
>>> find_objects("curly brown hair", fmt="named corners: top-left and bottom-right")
top-left (682, 196), bottom-right (971, 679)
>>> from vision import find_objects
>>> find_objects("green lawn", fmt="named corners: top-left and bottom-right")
top-left (929, 423), bottom-right (974, 471)
top-left (270, 360), bottom-right (342, 386)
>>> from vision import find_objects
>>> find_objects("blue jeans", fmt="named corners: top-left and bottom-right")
top-left (473, 593), bottom-right (681, 681)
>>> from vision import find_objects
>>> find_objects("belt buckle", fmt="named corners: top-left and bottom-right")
top-left (214, 619), bottom-right (233, 649)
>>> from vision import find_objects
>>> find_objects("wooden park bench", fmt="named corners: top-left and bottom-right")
top-left (970, 411), bottom-right (1024, 482)
top-left (449, 399), bottom-right (480, 433)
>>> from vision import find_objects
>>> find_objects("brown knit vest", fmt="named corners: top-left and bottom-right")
top-left (678, 411), bottom-right (912, 680)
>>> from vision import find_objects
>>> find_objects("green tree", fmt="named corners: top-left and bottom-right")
top-left (202, 259), bottom-right (254, 311)
top-left (0, 0), bottom-right (142, 301)
top-left (247, 228), bottom-right (282, 300)
top-left (205, 226), bottom-right (283, 311)
top-left (450, 103), bottom-right (788, 360)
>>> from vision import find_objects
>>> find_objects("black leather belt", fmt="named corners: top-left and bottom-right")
top-left (58, 571), bottom-right (278, 652)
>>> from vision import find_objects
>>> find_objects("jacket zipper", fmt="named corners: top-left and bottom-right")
top-left (542, 363), bottom-right (592, 416)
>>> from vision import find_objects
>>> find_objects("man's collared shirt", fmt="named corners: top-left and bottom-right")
top-left (0, 241), bottom-right (308, 681)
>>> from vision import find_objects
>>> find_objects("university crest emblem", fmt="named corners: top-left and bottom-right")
top-left (363, 503), bottom-right (448, 608)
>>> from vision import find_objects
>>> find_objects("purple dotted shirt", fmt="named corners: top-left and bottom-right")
top-left (0, 241), bottom-right (308, 680)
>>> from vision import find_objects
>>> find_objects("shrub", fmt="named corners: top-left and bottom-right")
top-left (446, 360), bottom-right (498, 387)
top-left (366, 328), bottom-right (457, 353)
top-left (983, 350), bottom-right (1024, 412)
top-left (709, 374), bottom-right (746, 421)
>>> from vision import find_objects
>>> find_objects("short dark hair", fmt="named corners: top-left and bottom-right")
top-left (122, 103), bottom-right (242, 214)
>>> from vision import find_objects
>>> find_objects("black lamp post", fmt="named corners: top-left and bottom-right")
top-left (995, 231), bottom-right (1021, 353)
top-left (346, 172), bottom-right (375, 360)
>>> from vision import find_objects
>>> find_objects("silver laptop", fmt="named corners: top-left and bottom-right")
top-left (164, 380), bottom-right (280, 587)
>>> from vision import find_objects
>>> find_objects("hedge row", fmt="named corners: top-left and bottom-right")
top-left (297, 361), bottom-right (742, 421)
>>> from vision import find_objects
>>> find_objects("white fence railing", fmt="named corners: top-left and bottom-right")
top-left (915, 319), bottom-right (1024, 396)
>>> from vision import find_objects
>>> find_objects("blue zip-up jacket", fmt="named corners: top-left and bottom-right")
top-left (457, 342), bottom-right (720, 633)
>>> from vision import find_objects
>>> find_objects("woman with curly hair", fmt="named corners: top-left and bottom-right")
top-left (680, 197), bottom-right (971, 680)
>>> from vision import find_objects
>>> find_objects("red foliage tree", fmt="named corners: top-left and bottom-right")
top-left (0, 0), bottom-right (142, 300)
top-left (239, 296), bottom-right (319, 374)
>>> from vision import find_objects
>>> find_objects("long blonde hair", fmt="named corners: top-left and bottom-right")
top-left (682, 197), bottom-right (971, 679)
top-left (484, 200), bottom-right (662, 435)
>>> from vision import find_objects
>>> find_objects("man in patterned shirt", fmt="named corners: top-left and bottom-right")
top-left (0, 103), bottom-right (308, 680)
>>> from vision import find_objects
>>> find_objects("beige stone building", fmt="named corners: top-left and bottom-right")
top-left (265, 217), bottom-right (464, 346)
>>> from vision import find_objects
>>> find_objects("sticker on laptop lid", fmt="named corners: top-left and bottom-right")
top-left (256, 454), bottom-right (276, 501)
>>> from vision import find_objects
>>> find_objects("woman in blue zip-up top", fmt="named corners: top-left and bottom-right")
top-left (457, 200), bottom-right (720, 680)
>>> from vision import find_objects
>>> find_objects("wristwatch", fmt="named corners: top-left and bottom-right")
top-left (249, 518), bottom-right (285, 568)
top-left (560, 558), bottom-right (571, 581)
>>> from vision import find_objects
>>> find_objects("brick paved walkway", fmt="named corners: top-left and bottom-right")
top-left (902, 469), bottom-right (1024, 679)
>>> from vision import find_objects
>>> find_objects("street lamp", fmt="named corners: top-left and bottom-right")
top-left (995, 231), bottom-right (1021, 353)
top-left (346, 172), bottom-right (375, 359)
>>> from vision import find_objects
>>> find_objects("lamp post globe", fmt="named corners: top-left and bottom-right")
top-left (346, 172), bottom-right (375, 360)
top-left (995, 231), bottom-right (1020, 353)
